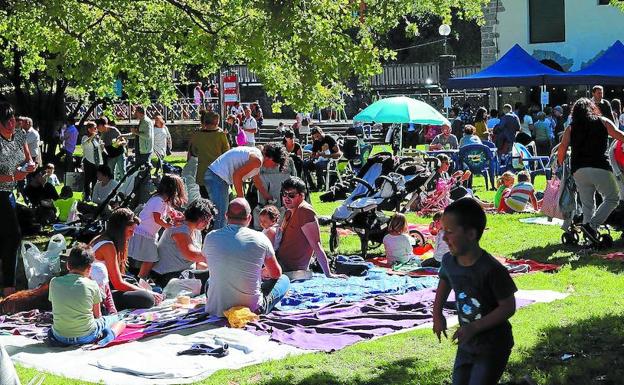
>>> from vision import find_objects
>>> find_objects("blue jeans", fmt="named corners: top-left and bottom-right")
top-left (52, 315), bottom-right (118, 345)
top-left (203, 168), bottom-right (230, 229)
top-left (452, 347), bottom-right (511, 385)
top-left (135, 152), bottom-right (152, 167)
top-left (258, 275), bottom-right (290, 314)
top-left (107, 155), bottom-right (126, 181)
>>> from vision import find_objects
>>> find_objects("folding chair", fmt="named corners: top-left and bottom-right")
top-left (459, 144), bottom-right (496, 190)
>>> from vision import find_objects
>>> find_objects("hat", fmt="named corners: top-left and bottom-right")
top-left (310, 127), bottom-right (321, 135)
top-left (553, 105), bottom-right (563, 113)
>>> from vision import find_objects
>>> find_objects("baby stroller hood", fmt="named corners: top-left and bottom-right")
top-left (332, 162), bottom-right (384, 221)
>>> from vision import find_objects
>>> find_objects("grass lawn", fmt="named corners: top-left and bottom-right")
top-left (15, 157), bottom-right (624, 385)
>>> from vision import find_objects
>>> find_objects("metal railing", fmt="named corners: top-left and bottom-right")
top-left (454, 65), bottom-right (480, 78)
top-left (65, 97), bottom-right (220, 122)
top-left (370, 62), bottom-right (440, 88)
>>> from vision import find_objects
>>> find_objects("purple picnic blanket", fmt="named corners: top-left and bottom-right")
top-left (247, 289), bottom-right (534, 352)
top-left (0, 310), bottom-right (51, 340)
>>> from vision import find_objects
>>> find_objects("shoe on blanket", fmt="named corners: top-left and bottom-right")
top-left (97, 327), bottom-right (116, 347)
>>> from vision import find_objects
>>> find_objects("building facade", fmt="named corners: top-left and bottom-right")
top-left (482, 0), bottom-right (624, 71)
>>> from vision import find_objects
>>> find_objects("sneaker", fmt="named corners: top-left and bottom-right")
top-left (580, 223), bottom-right (599, 244)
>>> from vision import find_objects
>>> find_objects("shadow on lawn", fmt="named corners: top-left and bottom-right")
top-left (509, 239), bottom-right (624, 275)
top-left (261, 357), bottom-right (449, 385)
top-left (507, 314), bottom-right (624, 385)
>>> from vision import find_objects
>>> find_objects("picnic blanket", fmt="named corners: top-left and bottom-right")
top-left (519, 216), bottom-right (564, 226)
top-left (248, 289), bottom-right (562, 352)
top-left (369, 257), bottom-right (439, 277)
top-left (4, 326), bottom-right (305, 385)
top-left (278, 271), bottom-right (439, 311)
top-left (370, 257), bottom-right (561, 277)
top-left (0, 310), bottom-right (51, 341)
top-left (596, 251), bottom-right (624, 261)
top-left (248, 289), bottom-right (455, 351)
top-left (3, 289), bottom-right (568, 384)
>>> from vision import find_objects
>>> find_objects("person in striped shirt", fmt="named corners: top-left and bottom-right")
top-left (500, 170), bottom-right (539, 213)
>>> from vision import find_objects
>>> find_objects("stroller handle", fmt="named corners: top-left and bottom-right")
top-left (376, 175), bottom-right (400, 193)
top-left (352, 177), bottom-right (375, 195)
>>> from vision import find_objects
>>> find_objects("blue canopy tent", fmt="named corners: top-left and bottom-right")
top-left (544, 41), bottom-right (624, 85)
top-left (447, 44), bottom-right (563, 89)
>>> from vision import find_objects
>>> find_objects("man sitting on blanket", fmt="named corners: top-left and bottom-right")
top-left (276, 177), bottom-right (347, 280)
top-left (202, 198), bottom-right (290, 316)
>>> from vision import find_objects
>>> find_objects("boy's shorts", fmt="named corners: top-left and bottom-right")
top-left (452, 346), bottom-right (512, 385)
top-left (52, 315), bottom-right (119, 345)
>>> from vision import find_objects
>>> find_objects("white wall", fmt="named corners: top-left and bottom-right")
top-left (497, 0), bottom-right (624, 70)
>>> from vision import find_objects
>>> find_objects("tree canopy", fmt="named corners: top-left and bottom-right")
top-left (0, 0), bottom-right (489, 114)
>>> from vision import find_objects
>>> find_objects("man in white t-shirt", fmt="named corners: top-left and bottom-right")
top-left (242, 107), bottom-right (258, 146)
top-left (21, 117), bottom-right (40, 165)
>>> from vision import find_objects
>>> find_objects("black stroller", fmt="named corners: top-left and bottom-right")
top-left (54, 163), bottom-right (155, 243)
top-left (328, 153), bottom-right (433, 258)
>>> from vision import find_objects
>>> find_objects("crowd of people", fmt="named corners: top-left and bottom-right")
top-left (3, 83), bottom-right (624, 385)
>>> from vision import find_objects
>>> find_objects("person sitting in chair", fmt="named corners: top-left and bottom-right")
top-left (303, 127), bottom-right (342, 191)
top-left (429, 124), bottom-right (458, 150)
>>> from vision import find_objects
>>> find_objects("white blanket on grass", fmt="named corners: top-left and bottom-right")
top-left (519, 216), bottom-right (564, 226)
top-left (4, 290), bottom-right (568, 385)
top-left (4, 326), bottom-right (306, 385)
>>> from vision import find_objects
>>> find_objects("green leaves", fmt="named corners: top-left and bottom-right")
top-left (0, 0), bottom-right (488, 111)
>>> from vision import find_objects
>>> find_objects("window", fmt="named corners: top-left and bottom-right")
top-left (529, 0), bottom-right (565, 44)
top-left (599, 0), bottom-right (624, 4)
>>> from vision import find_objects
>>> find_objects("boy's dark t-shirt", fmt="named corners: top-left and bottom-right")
top-left (439, 250), bottom-right (517, 354)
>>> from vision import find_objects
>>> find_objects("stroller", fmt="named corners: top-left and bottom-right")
top-left (328, 153), bottom-right (431, 258)
top-left (53, 163), bottom-right (155, 244)
top-left (558, 156), bottom-right (615, 248)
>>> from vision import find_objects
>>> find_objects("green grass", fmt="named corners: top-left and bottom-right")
top-left (16, 164), bottom-right (624, 385)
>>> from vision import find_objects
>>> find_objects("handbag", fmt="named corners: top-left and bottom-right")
top-left (540, 177), bottom-right (563, 219)
top-left (236, 127), bottom-right (247, 146)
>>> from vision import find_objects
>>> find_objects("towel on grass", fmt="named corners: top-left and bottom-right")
top-left (278, 271), bottom-right (439, 311)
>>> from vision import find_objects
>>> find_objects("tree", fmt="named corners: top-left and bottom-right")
top-left (0, 0), bottom-right (488, 149)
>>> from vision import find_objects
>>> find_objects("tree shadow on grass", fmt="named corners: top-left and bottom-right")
top-left (508, 237), bottom-right (624, 275)
top-left (506, 314), bottom-right (624, 385)
top-left (260, 357), bottom-right (450, 385)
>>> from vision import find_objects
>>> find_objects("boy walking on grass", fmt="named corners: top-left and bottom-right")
top-left (432, 198), bottom-right (517, 385)
top-left (49, 243), bottom-right (125, 345)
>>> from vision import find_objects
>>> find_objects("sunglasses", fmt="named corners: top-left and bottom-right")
top-left (281, 191), bottom-right (300, 199)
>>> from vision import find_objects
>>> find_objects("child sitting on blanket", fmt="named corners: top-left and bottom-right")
top-left (259, 205), bottom-right (281, 249)
top-left (433, 198), bottom-right (517, 385)
top-left (54, 186), bottom-right (78, 222)
top-left (494, 171), bottom-right (515, 212)
top-left (49, 243), bottom-right (125, 345)
top-left (128, 174), bottom-right (187, 279)
top-left (499, 170), bottom-right (540, 213)
top-left (383, 213), bottom-right (419, 265)
top-left (421, 211), bottom-right (448, 268)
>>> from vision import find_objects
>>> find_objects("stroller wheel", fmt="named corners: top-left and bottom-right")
top-left (599, 233), bottom-right (613, 248)
top-left (409, 229), bottom-right (426, 248)
top-left (329, 225), bottom-right (340, 252)
top-left (561, 231), bottom-right (579, 245)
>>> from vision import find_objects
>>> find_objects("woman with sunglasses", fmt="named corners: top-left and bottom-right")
top-left (204, 143), bottom-right (289, 229)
